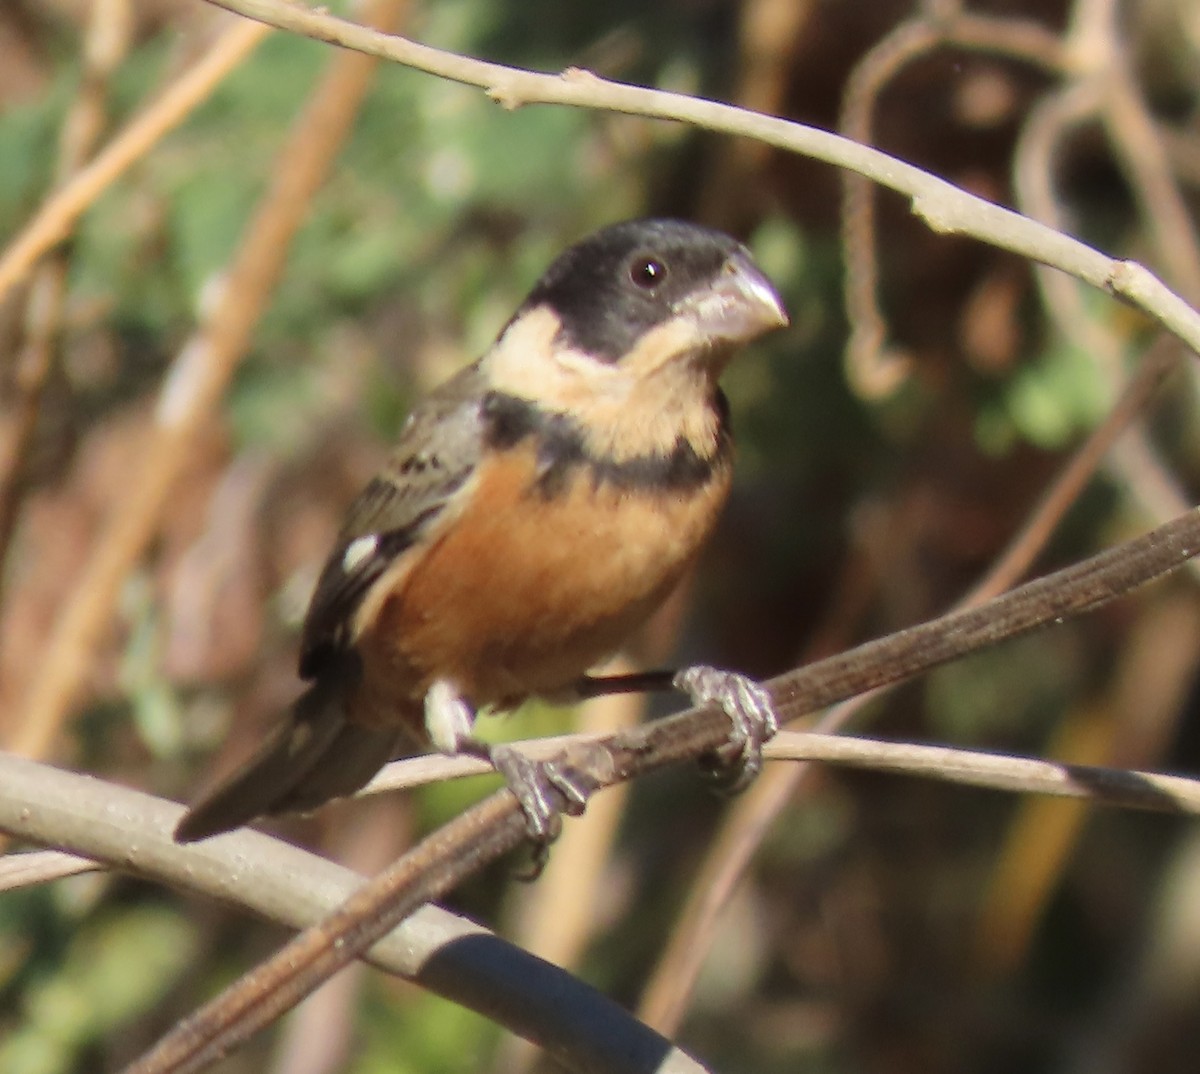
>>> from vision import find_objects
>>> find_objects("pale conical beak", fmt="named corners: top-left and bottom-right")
top-left (677, 251), bottom-right (789, 344)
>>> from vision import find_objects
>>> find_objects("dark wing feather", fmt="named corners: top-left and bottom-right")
top-left (299, 362), bottom-right (487, 679)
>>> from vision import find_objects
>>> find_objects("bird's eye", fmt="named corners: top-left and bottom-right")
top-left (629, 255), bottom-right (667, 290)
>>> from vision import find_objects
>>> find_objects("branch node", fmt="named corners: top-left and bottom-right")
top-left (561, 65), bottom-right (601, 86)
top-left (911, 189), bottom-right (957, 234)
top-left (1105, 258), bottom-right (1143, 299)
top-left (486, 79), bottom-right (524, 111)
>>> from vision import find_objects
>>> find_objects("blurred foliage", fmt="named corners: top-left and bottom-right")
top-left (4, 0), bottom-right (1200, 1072)
top-left (0, 888), bottom-right (196, 1074)
top-left (356, 986), bottom-right (496, 1074)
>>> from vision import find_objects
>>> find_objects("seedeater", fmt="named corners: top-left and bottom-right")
top-left (175, 218), bottom-right (788, 844)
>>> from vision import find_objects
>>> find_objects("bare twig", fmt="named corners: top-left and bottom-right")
top-left (0, 849), bottom-right (99, 892)
top-left (5, 707), bottom-right (1200, 1071)
top-left (639, 339), bottom-right (1178, 1031)
top-left (1082, 0), bottom-right (1200, 302)
top-left (111, 496), bottom-right (1200, 1072)
top-left (838, 7), bottom-right (1066, 396)
top-left (195, 0), bottom-right (1200, 356)
top-left (1013, 78), bottom-right (1119, 379)
top-left (765, 729), bottom-right (1200, 809)
top-left (758, 516), bottom-right (1198, 731)
top-left (501, 670), bottom-right (645, 1073)
top-left (13, 720), bottom-right (1200, 901)
top-left (1013, 60), bottom-right (1200, 580)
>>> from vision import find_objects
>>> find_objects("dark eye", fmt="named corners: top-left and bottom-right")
top-left (629, 255), bottom-right (667, 289)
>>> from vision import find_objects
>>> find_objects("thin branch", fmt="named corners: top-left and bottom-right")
top-left (637, 337), bottom-right (1179, 1031)
top-left (1013, 78), bottom-right (1119, 379)
top-left (765, 731), bottom-right (1200, 811)
top-left (195, 0), bottom-right (1200, 357)
top-left (1074, 0), bottom-right (1200, 303)
top-left (755, 510), bottom-right (1200, 727)
top-left (4, 712), bottom-right (1199, 1072)
top-left (113, 497), bottom-right (1200, 1072)
top-left (13, 718), bottom-right (1200, 903)
top-left (0, 849), bottom-right (98, 892)
top-left (1012, 67), bottom-right (1200, 581)
top-left (838, 7), bottom-right (1066, 396)
top-left (121, 795), bottom-right (540, 1074)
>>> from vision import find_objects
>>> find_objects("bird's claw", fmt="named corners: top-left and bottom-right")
top-left (428, 678), bottom-right (592, 850)
top-left (489, 743), bottom-right (591, 844)
top-left (674, 664), bottom-right (778, 792)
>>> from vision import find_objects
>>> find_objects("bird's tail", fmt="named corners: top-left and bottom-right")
top-left (174, 665), bottom-right (408, 843)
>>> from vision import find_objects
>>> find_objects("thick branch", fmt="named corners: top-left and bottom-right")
top-left (0, 751), bottom-right (703, 1074)
top-left (108, 498), bottom-right (1200, 1073)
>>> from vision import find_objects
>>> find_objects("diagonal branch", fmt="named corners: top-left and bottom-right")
top-left (638, 332), bottom-right (1183, 1033)
top-left (112, 497), bottom-right (1200, 1074)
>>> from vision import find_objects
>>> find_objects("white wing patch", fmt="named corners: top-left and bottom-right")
top-left (342, 534), bottom-right (379, 574)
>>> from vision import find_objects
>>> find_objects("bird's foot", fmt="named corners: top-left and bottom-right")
top-left (673, 664), bottom-right (779, 792)
top-left (425, 678), bottom-right (593, 845)
top-left (487, 742), bottom-right (592, 843)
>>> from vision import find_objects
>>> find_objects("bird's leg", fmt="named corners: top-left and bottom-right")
top-left (424, 679), bottom-right (592, 842)
top-left (574, 664), bottom-right (779, 790)
top-left (572, 669), bottom-right (677, 698)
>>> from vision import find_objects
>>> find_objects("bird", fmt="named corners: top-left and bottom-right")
top-left (175, 218), bottom-right (788, 844)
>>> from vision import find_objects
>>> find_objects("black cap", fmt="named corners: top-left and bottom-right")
top-left (516, 218), bottom-right (786, 363)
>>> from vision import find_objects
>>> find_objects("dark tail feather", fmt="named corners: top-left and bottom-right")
top-left (174, 673), bottom-right (406, 843)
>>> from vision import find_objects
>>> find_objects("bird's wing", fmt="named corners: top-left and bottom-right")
top-left (298, 362), bottom-right (487, 679)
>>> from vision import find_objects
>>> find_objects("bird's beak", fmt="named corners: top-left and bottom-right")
top-left (676, 251), bottom-right (789, 345)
